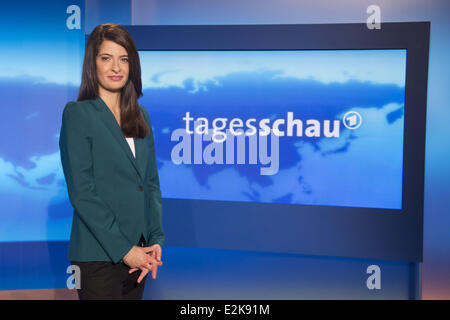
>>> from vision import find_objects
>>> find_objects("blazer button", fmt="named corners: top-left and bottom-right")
top-left (138, 185), bottom-right (144, 192)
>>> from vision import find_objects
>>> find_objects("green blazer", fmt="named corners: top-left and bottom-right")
top-left (59, 96), bottom-right (164, 264)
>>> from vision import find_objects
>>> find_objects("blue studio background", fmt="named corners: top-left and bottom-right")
top-left (0, 0), bottom-right (448, 299)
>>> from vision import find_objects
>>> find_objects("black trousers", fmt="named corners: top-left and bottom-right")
top-left (71, 234), bottom-right (147, 300)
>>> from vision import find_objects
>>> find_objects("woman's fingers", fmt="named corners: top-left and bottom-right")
top-left (142, 245), bottom-right (162, 262)
top-left (154, 247), bottom-right (162, 262)
top-left (145, 252), bottom-right (163, 267)
top-left (141, 262), bottom-right (153, 271)
top-left (142, 246), bottom-right (153, 254)
top-left (135, 263), bottom-right (158, 283)
top-left (128, 268), bottom-right (139, 274)
top-left (127, 248), bottom-right (163, 282)
top-left (151, 262), bottom-right (157, 279)
top-left (140, 262), bottom-right (157, 279)
top-left (137, 268), bottom-right (149, 283)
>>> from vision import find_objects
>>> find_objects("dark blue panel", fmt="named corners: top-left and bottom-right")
top-left (85, 0), bottom-right (131, 33)
top-left (0, 241), bottom-right (70, 290)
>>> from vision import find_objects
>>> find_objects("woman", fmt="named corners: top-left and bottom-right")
top-left (59, 23), bottom-right (164, 300)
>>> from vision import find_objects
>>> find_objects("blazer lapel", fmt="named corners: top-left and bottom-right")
top-left (92, 97), bottom-right (144, 182)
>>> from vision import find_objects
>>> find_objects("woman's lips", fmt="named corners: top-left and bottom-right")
top-left (108, 76), bottom-right (123, 81)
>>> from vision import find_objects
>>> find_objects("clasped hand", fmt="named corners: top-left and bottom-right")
top-left (123, 244), bottom-right (163, 283)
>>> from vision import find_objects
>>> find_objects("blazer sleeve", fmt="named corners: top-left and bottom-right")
top-left (141, 106), bottom-right (165, 247)
top-left (59, 102), bottom-right (134, 263)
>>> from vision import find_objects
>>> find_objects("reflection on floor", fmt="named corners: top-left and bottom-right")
top-left (0, 289), bottom-right (78, 300)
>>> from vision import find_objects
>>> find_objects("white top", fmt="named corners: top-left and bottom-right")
top-left (125, 137), bottom-right (136, 158)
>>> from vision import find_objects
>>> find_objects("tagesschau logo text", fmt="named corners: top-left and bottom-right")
top-left (170, 111), bottom-right (362, 175)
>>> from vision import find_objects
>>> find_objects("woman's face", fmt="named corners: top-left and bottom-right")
top-left (96, 40), bottom-right (129, 93)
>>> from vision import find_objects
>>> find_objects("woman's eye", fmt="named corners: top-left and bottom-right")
top-left (121, 58), bottom-right (129, 63)
top-left (101, 57), bottom-right (110, 61)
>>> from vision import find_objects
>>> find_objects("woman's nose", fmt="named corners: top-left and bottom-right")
top-left (111, 59), bottom-right (120, 72)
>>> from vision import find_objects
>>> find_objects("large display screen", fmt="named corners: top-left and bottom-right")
top-left (128, 23), bottom-right (428, 261)
top-left (138, 49), bottom-right (406, 209)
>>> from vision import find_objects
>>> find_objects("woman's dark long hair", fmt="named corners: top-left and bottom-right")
top-left (77, 23), bottom-right (149, 138)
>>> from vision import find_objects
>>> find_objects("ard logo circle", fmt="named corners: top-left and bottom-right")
top-left (343, 111), bottom-right (362, 130)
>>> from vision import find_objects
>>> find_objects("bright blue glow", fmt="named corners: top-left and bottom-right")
top-left (0, 0), bottom-right (84, 242)
top-left (139, 49), bottom-right (406, 209)
top-left (0, 1), bottom-right (84, 86)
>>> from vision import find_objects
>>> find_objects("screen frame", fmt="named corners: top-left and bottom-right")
top-left (121, 22), bottom-right (429, 262)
